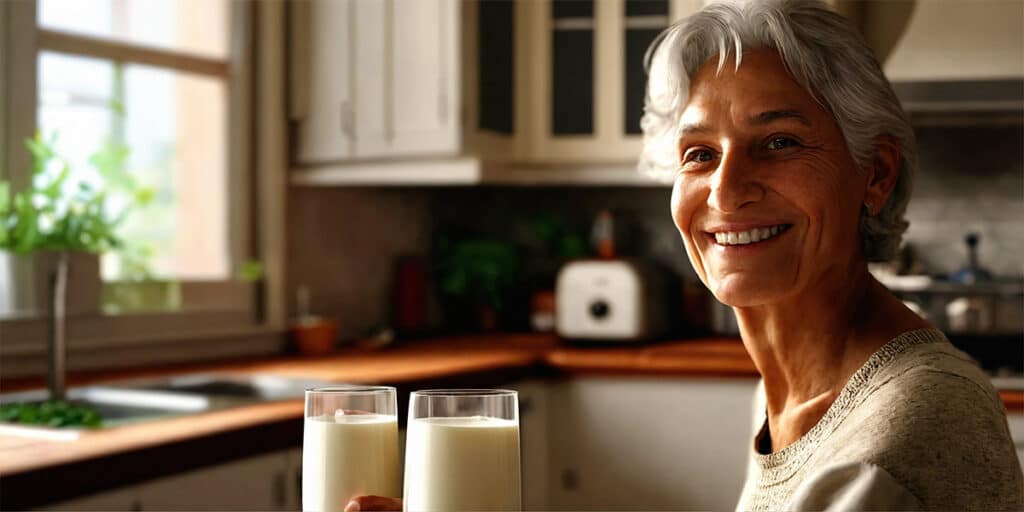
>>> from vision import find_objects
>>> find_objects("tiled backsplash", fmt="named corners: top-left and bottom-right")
top-left (902, 125), bottom-right (1023, 276)
top-left (287, 125), bottom-right (1022, 333)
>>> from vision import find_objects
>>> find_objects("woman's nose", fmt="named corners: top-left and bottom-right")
top-left (707, 150), bottom-right (764, 213)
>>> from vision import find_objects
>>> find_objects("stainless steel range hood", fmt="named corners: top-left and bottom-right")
top-left (891, 79), bottom-right (1024, 125)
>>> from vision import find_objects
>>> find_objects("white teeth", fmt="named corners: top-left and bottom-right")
top-left (713, 225), bottom-right (788, 246)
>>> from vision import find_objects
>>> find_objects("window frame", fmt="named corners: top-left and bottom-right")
top-left (0, 0), bottom-right (284, 375)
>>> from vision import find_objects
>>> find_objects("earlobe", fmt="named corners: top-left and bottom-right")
top-left (864, 135), bottom-right (902, 212)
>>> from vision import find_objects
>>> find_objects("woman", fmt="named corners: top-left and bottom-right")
top-left (348, 0), bottom-right (1022, 510)
top-left (641, 0), bottom-right (1022, 509)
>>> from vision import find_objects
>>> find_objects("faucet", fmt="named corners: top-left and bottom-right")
top-left (47, 252), bottom-right (68, 401)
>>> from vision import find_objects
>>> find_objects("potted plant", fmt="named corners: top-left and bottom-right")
top-left (434, 235), bottom-right (520, 332)
top-left (0, 133), bottom-right (149, 398)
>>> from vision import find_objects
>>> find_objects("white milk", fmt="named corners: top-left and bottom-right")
top-left (403, 416), bottom-right (521, 512)
top-left (302, 413), bottom-right (401, 512)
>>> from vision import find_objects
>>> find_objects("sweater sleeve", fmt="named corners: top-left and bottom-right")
top-left (786, 462), bottom-right (925, 511)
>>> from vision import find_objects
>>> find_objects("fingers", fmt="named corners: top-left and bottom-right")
top-left (345, 495), bottom-right (403, 512)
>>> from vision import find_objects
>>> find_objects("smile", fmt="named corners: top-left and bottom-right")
top-left (711, 224), bottom-right (791, 246)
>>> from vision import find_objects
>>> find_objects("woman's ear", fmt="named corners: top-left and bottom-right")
top-left (863, 135), bottom-right (901, 215)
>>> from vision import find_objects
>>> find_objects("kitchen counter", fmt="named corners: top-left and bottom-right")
top-left (1, 333), bottom-right (1020, 508)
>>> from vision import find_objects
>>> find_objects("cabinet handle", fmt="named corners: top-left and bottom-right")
top-left (273, 471), bottom-right (287, 509)
top-left (341, 101), bottom-right (354, 140)
top-left (437, 0), bottom-right (448, 124)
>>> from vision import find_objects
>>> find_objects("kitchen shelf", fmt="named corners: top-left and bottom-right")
top-left (289, 158), bottom-right (673, 187)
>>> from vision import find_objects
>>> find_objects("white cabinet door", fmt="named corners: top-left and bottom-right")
top-left (39, 487), bottom-right (140, 512)
top-left (547, 376), bottom-right (758, 511)
top-left (285, 447), bottom-right (304, 511)
top-left (506, 379), bottom-right (552, 511)
top-left (293, 0), bottom-right (354, 163)
top-left (293, 0), bottom-right (459, 163)
top-left (1007, 412), bottom-right (1024, 475)
top-left (384, 0), bottom-right (460, 157)
top-left (138, 452), bottom-right (291, 511)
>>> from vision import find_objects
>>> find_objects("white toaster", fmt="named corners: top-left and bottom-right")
top-left (555, 259), bottom-right (670, 341)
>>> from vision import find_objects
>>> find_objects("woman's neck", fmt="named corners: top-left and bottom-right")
top-left (734, 264), bottom-right (929, 450)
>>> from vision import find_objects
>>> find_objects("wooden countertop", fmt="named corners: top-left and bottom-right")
top-left (1, 332), bottom-right (1020, 501)
top-left (0, 334), bottom-right (754, 479)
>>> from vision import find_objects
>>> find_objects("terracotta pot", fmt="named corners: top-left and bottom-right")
top-left (290, 317), bottom-right (339, 356)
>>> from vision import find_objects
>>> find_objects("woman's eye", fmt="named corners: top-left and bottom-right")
top-left (766, 137), bottom-right (800, 150)
top-left (684, 149), bottom-right (715, 164)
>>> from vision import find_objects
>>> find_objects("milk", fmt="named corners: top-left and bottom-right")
top-left (302, 413), bottom-right (401, 512)
top-left (403, 416), bottom-right (521, 512)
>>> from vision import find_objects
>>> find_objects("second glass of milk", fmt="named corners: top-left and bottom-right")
top-left (403, 389), bottom-right (521, 512)
top-left (303, 386), bottom-right (400, 512)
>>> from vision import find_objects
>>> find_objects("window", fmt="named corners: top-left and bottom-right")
top-left (39, 0), bottom-right (233, 286)
top-left (3, 0), bottom-right (255, 318)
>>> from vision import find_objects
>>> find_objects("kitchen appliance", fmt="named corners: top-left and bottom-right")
top-left (555, 259), bottom-right (669, 342)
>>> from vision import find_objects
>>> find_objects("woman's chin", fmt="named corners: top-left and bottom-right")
top-left (709, 275), bottom-right (786, 308)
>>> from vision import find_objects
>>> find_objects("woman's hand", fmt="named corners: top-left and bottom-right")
top-left (344, 495), bottom-right (403, 512)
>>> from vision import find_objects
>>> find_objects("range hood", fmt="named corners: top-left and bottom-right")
top-left (891, 79), bottom-right (1024, 125)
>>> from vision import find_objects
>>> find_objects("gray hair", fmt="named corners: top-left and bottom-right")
top-left (640, 0), bottom-right (914, 262)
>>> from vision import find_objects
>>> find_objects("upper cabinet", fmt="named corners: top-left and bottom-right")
top-left (465, 0), bottom-right (703, 165)
top-left (290, 0), bottom-right (460, 164)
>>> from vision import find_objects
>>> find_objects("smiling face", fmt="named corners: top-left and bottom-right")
top-left (671, 50), bottom-right (870, 307)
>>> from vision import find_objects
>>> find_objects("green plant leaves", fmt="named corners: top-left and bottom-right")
top-left (435, 238), bottom-right (520, 309)
top-left (237, 260), bottom-right (264, 282)
top-left (0, 401), bottom-right (103, 428)
top-left (0, 133), bottom-right (145, 254)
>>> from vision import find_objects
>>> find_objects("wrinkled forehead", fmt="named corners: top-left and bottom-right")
top-left (680, 50), bottom-right (831, 129)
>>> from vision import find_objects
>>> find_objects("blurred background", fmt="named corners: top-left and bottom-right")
top-left (0, 0), bottom-right (1021, 511)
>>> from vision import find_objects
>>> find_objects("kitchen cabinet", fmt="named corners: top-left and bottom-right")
top-left (137, 451), bottom-right (292, 511)
top-left (40, 487), bottom-right (140, 512)
top-left (1007, 412), bottom-right (1024, 475)
top-left (506, 379), bottom-right (553, 511)
top-left (290, 0), bottom-right (460, 164)
top-left (37, 451), bottom-right (296, 511)
top-left (464, 0), bottom-right (703, 165)
top-left (545, 376), bottom-right (758, 511)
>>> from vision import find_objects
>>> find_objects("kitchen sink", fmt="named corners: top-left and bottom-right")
top-left (0, 373), bottom-right (331, 440)
top-left (129, 373), bottom-right (329, 401)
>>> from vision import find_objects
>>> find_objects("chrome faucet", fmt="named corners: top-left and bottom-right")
top-left (47, 252), bottom-right (68, 401)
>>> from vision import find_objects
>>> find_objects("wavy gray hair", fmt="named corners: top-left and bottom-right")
top-left (640, 0), bottom-right (914, 262)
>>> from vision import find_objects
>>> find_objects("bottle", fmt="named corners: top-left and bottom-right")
top-left (591, 210), bottom-right (615, 260)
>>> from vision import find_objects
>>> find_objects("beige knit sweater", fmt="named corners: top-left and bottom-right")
top-left (736, 329), bottom-right (1024, 511)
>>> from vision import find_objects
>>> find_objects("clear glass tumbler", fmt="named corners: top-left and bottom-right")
top-left (403, 389), bottom-right (521, 512)
top-left (303, 386), bottom-right (400, 512)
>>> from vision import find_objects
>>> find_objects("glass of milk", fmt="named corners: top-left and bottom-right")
top-left (303, 386), bottom-right (401, 512)
top-left (403, 389), bottom-right (521, 512)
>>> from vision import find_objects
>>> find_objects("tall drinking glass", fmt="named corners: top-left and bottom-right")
top-left (303, 386), bottom-right (400, 512)
top-left (403, 389), bottom-right (521, 512)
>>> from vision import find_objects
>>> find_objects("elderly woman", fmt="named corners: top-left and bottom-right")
top-left (348, 1), bottom-right (1022, 511)
top-left (640, 0), bottom-right (1023, 509)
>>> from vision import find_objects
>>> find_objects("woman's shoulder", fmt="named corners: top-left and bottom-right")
top-left (867, 328), bottom-right (1001, 411)
top-left (851, 328), bottom-right (1007, 440)
top-left (829, 329), bottom-right (1023, 509)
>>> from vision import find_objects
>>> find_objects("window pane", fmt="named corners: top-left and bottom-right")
top-left (479, 0), bottom-right (515, 134)
top-left (625, 0), bottom-right (668, 17)
top-left (38, 0), bottom-right (230, 59)
top-left (624, 29), bottom-right (662, 134)
top-left (553, 0), bottom-right (593, 19)
top-left (37, 52), bottom-right (229, 284)
top-left (552, 30), bottom-right (594, 135)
